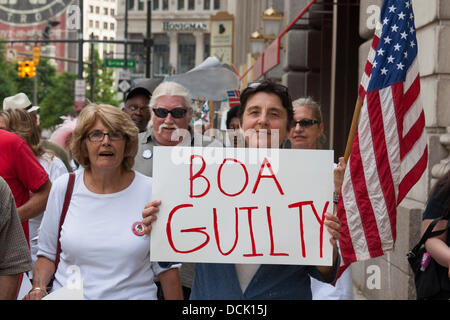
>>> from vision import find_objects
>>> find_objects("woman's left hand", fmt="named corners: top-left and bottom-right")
top-left (142, 200), bottom-right (162, 235)
top-left (324, 212), bottom-right (341, 247)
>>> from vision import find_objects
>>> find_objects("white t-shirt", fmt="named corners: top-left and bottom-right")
top-left (29, 153), bottom-right (68, 272)
top-left (310, 162), bottom-right (353, 300)
top-left (310, 265), bottom-right (353, 300)
top-left (38, 169), bottom-right (174, 300)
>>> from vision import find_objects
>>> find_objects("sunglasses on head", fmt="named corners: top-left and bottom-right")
top-left (247, 81), bottom-right (288, 92)
top-left (152, 107), bottom-right (188, 119)
top-left (291, 119), bottom-right (321, 128)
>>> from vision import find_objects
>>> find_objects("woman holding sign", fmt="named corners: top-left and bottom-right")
top-left (24, 104), bottom-right (183, 300)
top-left (143, 80), bottom-right (342, 300)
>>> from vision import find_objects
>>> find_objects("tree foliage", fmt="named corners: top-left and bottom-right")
top-left (84, 48), bottom-right (120, 106)
top-left (0, 47), bottom-right (120, 129)
top-left (0, 43), bottom-right (18, 102)
top-left (39, 71), bottom-right (78, 129)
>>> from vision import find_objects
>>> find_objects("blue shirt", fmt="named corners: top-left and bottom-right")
top-left (190, 257), bottom-right (340, 300)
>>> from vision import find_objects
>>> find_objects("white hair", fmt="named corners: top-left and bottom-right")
top-left (149, 81), bottom-right (192, 109)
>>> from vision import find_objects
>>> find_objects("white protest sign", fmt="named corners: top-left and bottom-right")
top-left (150, 147), bottom-right (334, 266)
top-left (42, 282), bottom-right (84, 300)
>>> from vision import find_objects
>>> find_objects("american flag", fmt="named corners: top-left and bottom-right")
top-left (336, 0), bottom-right (427, 276)
top-left (227, 90), bottom-right (241, 107)
top-left (200, 100), bottom-right (210, 123)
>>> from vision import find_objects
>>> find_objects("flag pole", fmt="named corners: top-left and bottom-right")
top-left (344, 97), bottom-right (363, 162)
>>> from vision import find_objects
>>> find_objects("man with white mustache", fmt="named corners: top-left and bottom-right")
top-left (133, 81), bottom-right (222, 300)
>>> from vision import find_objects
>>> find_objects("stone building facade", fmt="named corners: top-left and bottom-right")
top-left (115, 0), bottom-right (223, 78)
top-left (351, 0), bottom-right (450, 300)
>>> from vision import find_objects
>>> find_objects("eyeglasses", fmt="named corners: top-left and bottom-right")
top-left (125, 105), bottom-right (150, 114)
top-left (291, 119), bottom-right (321, 128)
top-left (152, 107), bottom-right (188, 119)
top-left (87, 130), bottom-right (125, 142)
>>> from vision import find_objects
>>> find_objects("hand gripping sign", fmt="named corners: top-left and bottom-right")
top-left (150, 147), bottom-right (334, 266)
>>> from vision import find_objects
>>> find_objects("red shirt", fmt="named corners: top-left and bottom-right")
top-left (0, 130), bottom-right (49, 243)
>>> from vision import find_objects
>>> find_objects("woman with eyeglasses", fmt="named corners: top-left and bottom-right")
top-left (142, 80), bottom-right (342, 300)
top-left (24, 104), bottom-right (183, 300)
top-left (288, 98), bottom-right (353, 300)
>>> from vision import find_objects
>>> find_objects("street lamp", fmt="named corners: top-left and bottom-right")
top-left (250, 4), bottom-right (284, 58)
top-left (262, 5), bottom-right (283, 40)
top-left (250, 30), bottom-right (265, 58)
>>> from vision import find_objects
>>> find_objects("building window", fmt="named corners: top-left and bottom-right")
top-left (89, 5), bottom-right (94, 13)
top-left (104, 7), bottom-right (108, 15)
top-left (138, 0), bottom-right (144, 10)
top-left (178, 34), bottom-right (196, 74)
top-left (104, 22), bottom-right (108, 29)
top-left (153, 0), bottom-right (159, 10)
top-left (213, 0), bottom-right (219, 10)
top-left (95, 21), bottom-right (99, 28)
top-left (95, 6), bottom-right (100, 14)
top-left (89, 20), bottom-right (93, 28)
top-left (203, 0), bottom-right (210, 10)
top-left (162, 0), bottom-right (169, 10)
top-left (111, 8), bottom-right (115, 16)
top-left (178, 0), bottom-right (184, 10)
top-left (110, 23), bottom-right (115, 30)
top-left (204, 33), bottom-right (210, 60)
top-left (188, 0), bottom-right (194, 10)
top-left (153, 34), bottom-right (170, 77)
top-left (128, 0), bottom-right (134, 10)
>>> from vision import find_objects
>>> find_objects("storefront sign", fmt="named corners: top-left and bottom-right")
top-left (163, 21), bottom-right (208, 32)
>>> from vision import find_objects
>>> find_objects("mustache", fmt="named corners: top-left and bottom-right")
top-left (158, 123), bottom-right (179, 134)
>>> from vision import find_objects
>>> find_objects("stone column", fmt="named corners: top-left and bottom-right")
top-left (431, 129), bottom-right (450, 186)
top-left (194, 31), bottom-right (205, 66)
top-left (168, 32), bottom-right (178, 74)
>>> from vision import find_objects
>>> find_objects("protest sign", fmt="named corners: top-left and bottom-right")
top-left (150, 147), bottom-right (334, 266)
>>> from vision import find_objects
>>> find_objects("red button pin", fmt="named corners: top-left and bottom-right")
top-left (132, 221), bottom-right (145, 236)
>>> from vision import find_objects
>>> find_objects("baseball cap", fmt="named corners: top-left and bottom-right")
top-left (124, 86), bottom-right (152, 102)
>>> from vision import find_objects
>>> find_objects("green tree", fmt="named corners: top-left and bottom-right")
top-left (39, 71), bottom-right (77, 129)
top-left (84, 49), bottom-right (120, 106)
top-left (13, 58), bottom-right (57, 104)
top-left (0, 42), bottom-right (18, 104)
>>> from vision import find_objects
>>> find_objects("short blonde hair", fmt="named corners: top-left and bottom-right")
top-left (71, 104), bottom-right (139, 171)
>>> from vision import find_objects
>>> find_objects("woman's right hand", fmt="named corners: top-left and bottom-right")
top-left (142, 200), bottom-right (162, 235)
top-left (23, 287), bottom-right (47, 300)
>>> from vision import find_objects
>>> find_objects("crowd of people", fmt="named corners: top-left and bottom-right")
top-left (0, 79), bottom-right (448, 300)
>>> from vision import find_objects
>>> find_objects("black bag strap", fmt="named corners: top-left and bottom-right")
top-left (410, 215), bottom-right (450, 257)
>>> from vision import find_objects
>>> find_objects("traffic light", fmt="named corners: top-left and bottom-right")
top-left (28, 61), bottom-right (36, 78)
top-left (18, 61), bottom-right (36, 78)
top-left (17, 61), bottom-right (26, 78)
top-left (33, 46), bottom-right (40, 65)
